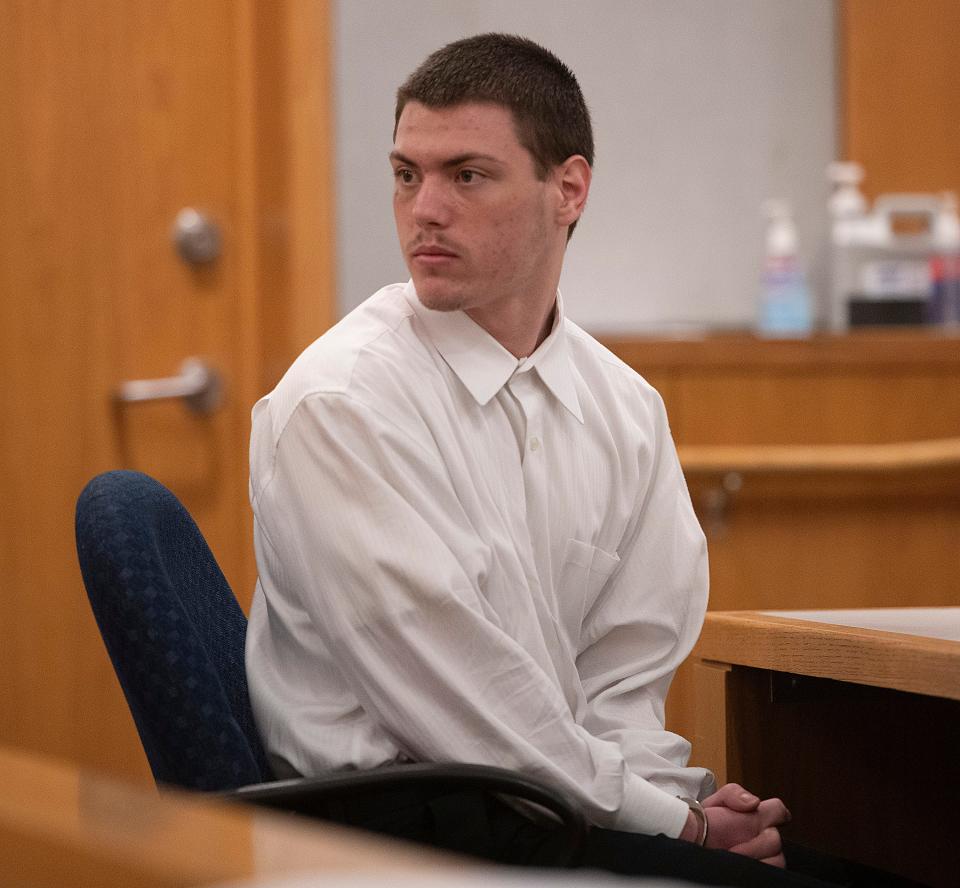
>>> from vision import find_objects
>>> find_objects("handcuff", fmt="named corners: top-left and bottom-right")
top-left (680, 797), bottom-right (709, 847)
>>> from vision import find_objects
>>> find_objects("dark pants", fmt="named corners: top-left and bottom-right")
top-left (334, 787), bottom-right (928, 887)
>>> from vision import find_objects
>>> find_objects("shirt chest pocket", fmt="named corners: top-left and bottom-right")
top-left (556, 538), bottom-right (620, 653)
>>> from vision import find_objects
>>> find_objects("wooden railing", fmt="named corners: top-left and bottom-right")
top-left (679, 437), bottom-right (960, 477)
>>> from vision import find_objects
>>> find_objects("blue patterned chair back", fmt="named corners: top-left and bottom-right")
top-left (75, 470), bottom-right (271, 790)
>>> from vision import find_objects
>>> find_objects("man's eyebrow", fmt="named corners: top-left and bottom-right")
top-left (388, 150), bottom-right (504, 169)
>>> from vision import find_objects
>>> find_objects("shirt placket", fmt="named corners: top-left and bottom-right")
top-left (506, 368), bottom-right (549, 573)
top-left (510, 370), bottom-right (591, 717)
top-left (508, 370), bottom-right (545, 505)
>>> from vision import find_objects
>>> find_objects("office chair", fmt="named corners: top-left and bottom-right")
top-left (75, 470), bottom-right (587, 865)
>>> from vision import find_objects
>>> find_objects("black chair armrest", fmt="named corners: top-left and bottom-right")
top-left (220, 762), bottom-right (588, 867)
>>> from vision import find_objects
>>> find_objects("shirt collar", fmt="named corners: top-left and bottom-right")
top-left (404, 281), bottom-right (584, 423)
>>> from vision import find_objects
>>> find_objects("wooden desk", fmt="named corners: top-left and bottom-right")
top-left (0, 745), bottom-right (455, 887)
top-left (693, 608), bottom-right (960, 887)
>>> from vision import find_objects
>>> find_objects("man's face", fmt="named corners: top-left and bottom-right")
top-left (391, 101), bottom-right (560, 317)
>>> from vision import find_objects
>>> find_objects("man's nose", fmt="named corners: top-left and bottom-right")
top-left (411, 176), bottom-right (450, 227)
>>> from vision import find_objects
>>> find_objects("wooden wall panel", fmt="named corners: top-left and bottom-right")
top-left (603, 333), bottom-right (960, 743)
top-left (842, 0), bottom-right (960, 199)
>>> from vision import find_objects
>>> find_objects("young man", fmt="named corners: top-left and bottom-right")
top-left (246, 35), bottom-right (902, 887)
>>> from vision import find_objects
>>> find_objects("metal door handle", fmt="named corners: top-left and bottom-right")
top-left (115, 358), bottom-right (223, 415)
top-left (172, 208), bottom-right (222, 264)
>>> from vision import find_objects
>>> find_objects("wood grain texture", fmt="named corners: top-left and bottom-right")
top-left (0, 1), bottom-right (335, 782)
top-left (600, 331), bottom-right (960, 373)
top-left (695, 612), bottom-right (960, 886)
top-left (841, 0), bottom-right (960, 200)
top-left (690, 660), bottom-right (731, 783)
top-left (602, 334), bottom-right (960, 742)
top-left (697, 611), bottom-right (960, 701)
top-left (0, 745), bottom-right (451, 888)
top-left (680, 436), bottom-right (960, 475)
top-left (242, 0), bottom-right (337, 396)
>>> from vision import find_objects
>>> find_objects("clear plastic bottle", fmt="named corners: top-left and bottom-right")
top-left (757, 200), bottom-right (813, 337)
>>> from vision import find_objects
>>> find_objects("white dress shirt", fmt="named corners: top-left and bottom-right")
top-left (246, 281), bottom-right (712, 838)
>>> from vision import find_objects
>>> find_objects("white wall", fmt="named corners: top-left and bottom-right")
top-left (334, 0), bottom-right (836, 334)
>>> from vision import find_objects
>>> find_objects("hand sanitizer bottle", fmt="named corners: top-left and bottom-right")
top-left (758, 200), bottom-right (813, 337)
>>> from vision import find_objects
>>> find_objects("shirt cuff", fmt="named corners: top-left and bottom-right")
top-left (647, 767), bottom-right (718, 805)
top-left (613, 772), bottom-right (692, 838)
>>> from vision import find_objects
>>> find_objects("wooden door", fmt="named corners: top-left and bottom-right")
top-left (0, 0), bottom-right (334, 781)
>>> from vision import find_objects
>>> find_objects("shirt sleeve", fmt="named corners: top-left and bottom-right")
top-left (249, 390), bottom-right (691, 837)
top-left (576, 389), bottom-right (715, 802)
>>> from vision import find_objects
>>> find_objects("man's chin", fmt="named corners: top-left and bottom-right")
top-left (413, 280), bottom-right (465, 313)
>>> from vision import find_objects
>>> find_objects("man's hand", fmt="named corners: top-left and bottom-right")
top-left (680, 783), bottom-right (791, 868)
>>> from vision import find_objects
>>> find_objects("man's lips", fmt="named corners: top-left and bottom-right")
top-left (412, 245), bottom-right (458, 258)
top-left (411, 245), bottom-right (460, 267)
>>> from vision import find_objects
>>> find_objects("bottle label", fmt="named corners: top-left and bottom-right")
top-left (859, 260), bottom-right (931, 299)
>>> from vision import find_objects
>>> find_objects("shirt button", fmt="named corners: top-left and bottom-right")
top-left (529, 437), bottom-right (541, 452)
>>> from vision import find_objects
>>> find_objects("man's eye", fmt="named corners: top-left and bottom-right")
top-left (395, 169), bottom-right (416, 184)
top-left (456, 169), bottom-right (482, 184)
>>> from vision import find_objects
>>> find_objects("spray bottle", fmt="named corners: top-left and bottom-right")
top-left (758, 200), bottom-right (813, 337)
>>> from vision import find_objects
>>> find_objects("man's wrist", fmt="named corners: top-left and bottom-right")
top-left (679, 797), bottom-right (709, 846)
top-left (679, 810), bottom-right (699, 843)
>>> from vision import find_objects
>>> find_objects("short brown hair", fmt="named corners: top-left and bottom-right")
top-left (395, 33), bottom-right (593, 236)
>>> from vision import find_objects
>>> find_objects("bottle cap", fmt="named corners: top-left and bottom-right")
top-left (763, 199), bottom-right (798, 257)
top-left (828, 161), bottom-right (868, 218)
top-left (934, 192), bottom-right (960, 251)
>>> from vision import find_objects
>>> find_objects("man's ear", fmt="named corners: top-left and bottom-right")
top-left (554, 155), bottom-right (591, 229)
